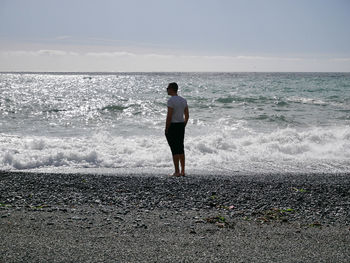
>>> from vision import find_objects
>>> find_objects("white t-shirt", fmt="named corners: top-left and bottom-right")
top-left (167, 95), bottom-right (188, 123)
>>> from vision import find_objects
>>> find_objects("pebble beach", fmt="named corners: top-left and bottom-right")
top-left (1, 171), bottom-right (350, 262)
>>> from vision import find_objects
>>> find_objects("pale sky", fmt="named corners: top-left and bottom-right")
top-left (1, 0), bottom-right (350, 72)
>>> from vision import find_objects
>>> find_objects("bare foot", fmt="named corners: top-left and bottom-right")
top-left (168, 173), bottom-right (181, 177)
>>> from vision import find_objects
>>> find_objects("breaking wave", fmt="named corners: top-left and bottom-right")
top-left (1, 125), bottom-right (349, 174)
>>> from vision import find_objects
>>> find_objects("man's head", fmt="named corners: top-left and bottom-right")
top-left (167, 82), bottom-right (178, 95)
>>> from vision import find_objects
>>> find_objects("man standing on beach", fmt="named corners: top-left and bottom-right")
top-left (165, 82), bottom-right (189, 177)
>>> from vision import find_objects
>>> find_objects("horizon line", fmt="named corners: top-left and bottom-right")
top-left (1, 71), bottom-right (350, 75)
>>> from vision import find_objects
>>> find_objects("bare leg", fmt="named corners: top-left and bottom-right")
top-left (179, 154), bottom-right (185, 176)
top-left (172, 154), bottom-right (181, 176)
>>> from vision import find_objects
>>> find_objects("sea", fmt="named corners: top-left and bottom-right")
top-left (0, 72), bottom-right (349, 175)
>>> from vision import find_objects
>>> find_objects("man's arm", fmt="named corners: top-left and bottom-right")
top-left (184, 106), bottom-right (189, 127)
top-left (165, 106), bottom-right (173, 134)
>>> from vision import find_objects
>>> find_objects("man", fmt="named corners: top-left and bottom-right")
top-left (165, 82), bottom-right (189, 177)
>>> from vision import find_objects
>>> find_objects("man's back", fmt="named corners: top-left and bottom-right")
top-left (167, 95), bottom-right (187, 123)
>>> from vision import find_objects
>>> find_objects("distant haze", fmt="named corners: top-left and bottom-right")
top-left (1, 0), bottom-right (349, 72)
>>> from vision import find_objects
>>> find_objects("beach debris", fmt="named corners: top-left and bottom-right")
top-left (206, 215), bottom-right (225, 224)
top-left (217, 204), bottom-right (236, 210)
top-left (257, 208), bottom-right (294, 223)
top-left (1, 213), bottom-right (10, 218)
top-left (0, 203), bottom-right (12, 208)
top-left (309, 222), bottom-right (322, 228)
top-left (292, 187), bottom-right (307, 193)
top-left (205, 215), bottom-right (234, 228)
top-left (29, 204), bottom-right (50, 210)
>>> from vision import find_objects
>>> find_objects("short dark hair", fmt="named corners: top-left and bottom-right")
top-left (167, 82), bottom-right (178, 92)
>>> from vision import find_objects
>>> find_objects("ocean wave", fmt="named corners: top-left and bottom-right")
top-left (1, 126), bottom-right (349, 173)
top-left (250, 114), bottom-right (291, 123)
top-left (100, 105), bottom-right (128, 112)
top-left (1, 72), bottom-right (349, 174)
top-left (286, 97), bottom-right (328, 105)
top-left (215, 96), bottom-right (269, 104)
top-left (214, 95), bottom-right (336, 108)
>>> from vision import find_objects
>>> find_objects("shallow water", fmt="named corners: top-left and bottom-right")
top-left (1, 72), bottom-right (349, 174)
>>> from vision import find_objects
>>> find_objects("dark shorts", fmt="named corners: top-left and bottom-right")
top-left (166, 122), bottom-right (185, 155)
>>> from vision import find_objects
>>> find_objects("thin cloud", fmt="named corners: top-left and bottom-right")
top-left (37, 50), bottom-right (77, 56)
top-left (0, 49), bottom-right (332, 62)
top-left (1, 48), bottom-right (349, 72)
top-left (236, 55), bottom-right (303, 61)
top-left (0, 50), bottom-right (79, 56)
top-left (86, 51), bottom-right (136, 57)
top-left (331, 58), bottom-right (350, 62)
top-left (143, 53), bottom-right (175, 59)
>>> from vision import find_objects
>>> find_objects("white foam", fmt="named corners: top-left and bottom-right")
top-left (1, 125), bottom-right (349, 174)
top-left (287, 97), bottom-right (328, 105)
top-left (0, 132), bottom-right (172, 171)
